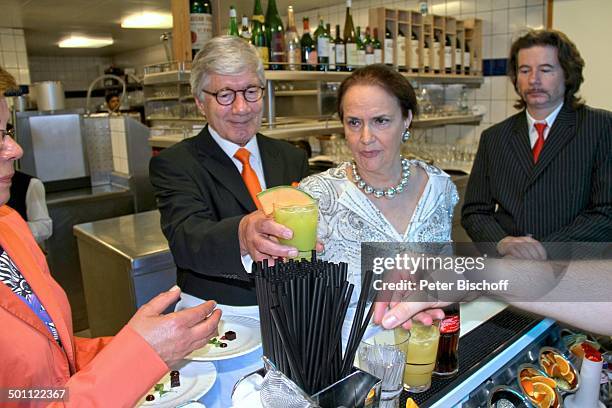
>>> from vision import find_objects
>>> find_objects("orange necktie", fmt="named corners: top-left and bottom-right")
top-left (532, 122), bottom-right (547, 163)
top-left (234, 148), bottom-right (262, 209)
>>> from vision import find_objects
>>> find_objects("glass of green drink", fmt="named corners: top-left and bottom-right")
top-left (273, 200), bottom-right (318, 260)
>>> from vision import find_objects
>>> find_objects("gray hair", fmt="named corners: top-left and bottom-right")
top-left (191, 36), bottom-right (265, 100)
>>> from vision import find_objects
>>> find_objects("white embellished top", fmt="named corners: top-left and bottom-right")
top-left (299, 160), bottom-right (459, 305)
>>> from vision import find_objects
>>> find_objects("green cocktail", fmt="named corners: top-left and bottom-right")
top-left (273, 201), bottom-right (318, 260)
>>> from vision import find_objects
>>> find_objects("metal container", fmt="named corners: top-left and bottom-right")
top-left (32, 81), bottom-right (65, 111)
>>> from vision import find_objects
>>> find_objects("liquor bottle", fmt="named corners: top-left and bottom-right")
top-left (423, 36), bottom-right (431, 72)
top-left (228, 6), bottom-right (239, 36)
top-left (397, 27), bottom-right (406, 71)
top-left (434, 304), bottom-right (460, 377)
top-left (315, 18), bottom-right (330, 71)
top-left (356, 26), bottom-right (365, 67)
top-left (373, 28), bottom-right (382, 64)
top-left (334, 24), bottom-right (345, 71)
top-left (464, 41), bottom-right (471, 74)
top-left (384, 27), bottom-right (394, 65)
top-left (327, 23), bottom-right (336, 71)
top-left (190, 0), bottom-right (213, 58)
top-left (444, 34), bottom-right (452, 74)
top-left (265, 0), bottom-right (285, 70)
top-left (410, 30), bottom-right (419, 72)
top-left (455, 37), bottom-right (462, 74)
top-left (251, 0), bottom-right (269, 68)
top-left (364, 26), bottom-right (375, 66)
top-left (343, 0), bottom-right (358, 71)
top-left (433, 31), bottom-right (441, 73)
top-left (285, 6), bottom-right (301, 71)
top-left (301, 17), bottom-right (316, 71)
top-left (240, 16), bottom-right (251, 41)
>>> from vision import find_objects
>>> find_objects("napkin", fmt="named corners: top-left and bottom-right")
top-left (231, 372), bottom-right (264, 408)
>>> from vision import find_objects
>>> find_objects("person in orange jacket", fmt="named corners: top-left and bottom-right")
top-left (0, 66), bottom-right (222, 407)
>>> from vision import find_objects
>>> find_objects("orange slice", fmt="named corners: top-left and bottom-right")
top-left (521, 379), bottom-right (534, 395)
top-left (532, 382), bottom-right (556, 406)
top-left (553, 354), bottom-right (571, 376)
top-left (405, 398), bottom-right (419, 408)
top-left (532, 376), bottom-right (557, 389)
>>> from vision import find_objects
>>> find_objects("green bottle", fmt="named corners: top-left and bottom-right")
top-left (265, 0), bottom-right (285, 70)
top-left (228, 6), bottom-right (239, 37)
top-left (251, 0), bottom-right (269, 68)
top-left (190, 0), bottom-right (213, 58)
top-left (314, 18), bottom-right (329, 71)
top-left (343, 0), bottom-right (357, 71)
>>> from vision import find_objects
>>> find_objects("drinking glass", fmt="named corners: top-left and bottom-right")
top-left (273, 201), bottom-right (318, 260)
top-left (395, 320), bottom-right (440, 393)
top-left (359, 331), bottom-right (408, 407)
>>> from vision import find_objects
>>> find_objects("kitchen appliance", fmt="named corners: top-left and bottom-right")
top-left (32, 81), bottom-right (66, 111)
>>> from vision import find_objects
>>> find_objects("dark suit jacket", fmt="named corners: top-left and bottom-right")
top-left (461, 104), bottom-right (612, 244)
top-left (149, 126), bottom-right (309, 305)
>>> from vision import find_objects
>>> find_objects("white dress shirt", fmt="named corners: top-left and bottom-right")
top-left (25, 178), bottom-right (53, 244)
top-left (208, 125), bottom-right (266, 274)
top-left (525, 103), bottom-right (564, 148)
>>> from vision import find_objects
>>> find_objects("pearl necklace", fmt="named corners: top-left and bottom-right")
top-left (351, 157), bottom-right (411, 199)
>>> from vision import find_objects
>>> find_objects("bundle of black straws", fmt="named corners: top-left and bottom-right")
top-left (253, 253), bottom-right (375, 395)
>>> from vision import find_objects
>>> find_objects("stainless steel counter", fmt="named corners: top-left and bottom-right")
top-left (74, 210), bottom-right (176, 336)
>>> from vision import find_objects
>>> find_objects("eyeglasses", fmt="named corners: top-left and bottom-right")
top-left (0, 128), bottom-right (13, 150)
top-left (201, 86), bottom-right (265, 106)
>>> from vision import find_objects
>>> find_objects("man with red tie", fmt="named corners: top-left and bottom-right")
top-left (461, 29), bottom-right (611, 259)
top-left (149, 36), bottom-right (309, 307)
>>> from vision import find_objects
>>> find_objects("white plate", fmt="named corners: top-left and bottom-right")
top-left (186, 315), bottom-right (261, 361)
top-left (138, 360), bottom-right (216, 408)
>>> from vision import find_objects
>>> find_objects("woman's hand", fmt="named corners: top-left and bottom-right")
top-left (127, 286), bottom-right (222, 368)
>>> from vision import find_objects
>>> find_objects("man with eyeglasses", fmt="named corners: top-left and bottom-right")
top-left (150, 36), bottom-right (310, 310)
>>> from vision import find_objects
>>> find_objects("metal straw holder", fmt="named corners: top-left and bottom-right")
top-left (311, 368), bottom-right (382, 408)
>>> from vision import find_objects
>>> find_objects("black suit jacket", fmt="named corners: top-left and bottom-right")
top-left (461, 104), bottom-right (612, 244)
top-left (149, 126), bottom-right (309, 305)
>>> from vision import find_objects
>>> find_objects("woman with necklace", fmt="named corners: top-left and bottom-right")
top-left (300, 64), bottom-right (458, 338)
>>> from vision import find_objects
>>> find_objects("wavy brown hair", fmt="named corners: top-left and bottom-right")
top-left (508, 29), bottom-right (585, 110)
top-left (0, 66), bottom-right (18, 96)
top-left (337, 64), bottom-right (418, 122)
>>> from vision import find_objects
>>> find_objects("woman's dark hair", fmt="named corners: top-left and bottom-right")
top-left (508, 29), bottom-right (585, 110)
top-left (105, 92), bottom-right (119, 103)
top-left (337, 64), bottom-right (418, 122)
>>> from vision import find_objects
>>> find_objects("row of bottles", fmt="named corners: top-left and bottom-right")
top-left (386, 28), bottom-right (471, 74)
top-left (224, 0), bottom-right (387, 71)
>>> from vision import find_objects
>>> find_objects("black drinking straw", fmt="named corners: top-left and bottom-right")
top-left (270, 306), bottom-right (306, 389)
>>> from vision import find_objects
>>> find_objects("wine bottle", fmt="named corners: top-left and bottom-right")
top-left (455, 37), bottom-right (462, 74)
top-left (397, 27), bottom-right (406, 72)
top-left (356, 26), bottom-right (365, 67)
top-left (240, 16), bottom-right (251, 42)
top-left (265, 0), bottom-right (285, 70)
top-left (301, 17), bottom-right (316, 71)
top-left (334, 24), bottom-right (345, 71)
top-left (285, 6), bottom-right (301, 71)
top-left (384, 27), bottom-right (394, 65)
top-left (343, 0), bottom-right (358, 71)
top-left (444, 34), bottom-right (452, 74)
top-left (251, 0), bottom-right (269, 68)
top-left (373, 28), bottom-right (382, 64)
top-left (189, 0), bottom-right (213, 58)
top-left (433, 31), bottom-right (441, 73)
top-left (228, 6), bottom-right (239, 37)
top-left (327, 23), bottom-right (336, 71)
top-left (423, 36), bottom-right (431, 72)
top-left (410, 30), bottom-right (419, 72)
top-left (315, 18), bottom-right (330, 71)
top-left (364, 26), bottom-right (375, 66)
top-left (464, 41), bottom-right (471, 74)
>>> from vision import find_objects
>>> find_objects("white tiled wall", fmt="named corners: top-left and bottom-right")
top-left (0, 28), bottom-right (30, 85)
top-left (283, 0), bottom-right (546, 145)
top-left (29, 56), bottom-right (112, 91)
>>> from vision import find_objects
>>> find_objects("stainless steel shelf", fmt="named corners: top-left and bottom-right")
top-left (144, 69), bottom-right (484, 87)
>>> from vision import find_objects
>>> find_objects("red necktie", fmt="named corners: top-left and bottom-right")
top-left (234, 148), bottom-right (262, 209)
top-left (532, 122), bottom-right (547, 163)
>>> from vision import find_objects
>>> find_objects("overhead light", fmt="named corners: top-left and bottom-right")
top-left (58, 35), bottom-right (114, 48)
top-left (121, 12), bottom-right (173, 29)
